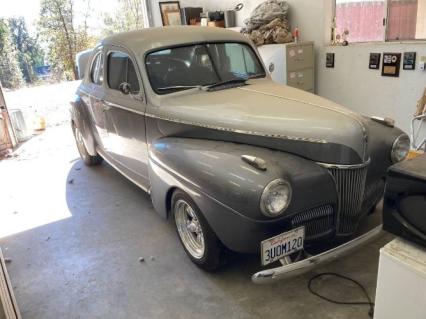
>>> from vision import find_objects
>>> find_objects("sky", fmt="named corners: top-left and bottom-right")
top-left (0, 0), bottom-right (119, 35)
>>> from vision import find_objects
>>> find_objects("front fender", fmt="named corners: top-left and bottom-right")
top-left (148, 138), bottom-right (337, 221)
top-left (148, 138), bottom-right (338, 252)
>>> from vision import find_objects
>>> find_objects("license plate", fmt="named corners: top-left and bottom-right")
top-left (261, 227), bottom-right (305, 266)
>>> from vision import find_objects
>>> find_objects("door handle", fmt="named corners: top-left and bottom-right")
top-left (101, 100), bottom-right (112, 111)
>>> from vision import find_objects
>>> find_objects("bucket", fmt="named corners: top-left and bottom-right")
top-left (224, 10), bottom-right (236, 28)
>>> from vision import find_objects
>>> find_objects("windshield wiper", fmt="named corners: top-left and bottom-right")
top-left (157, 75), bottom-right (264, 93)
top-left (205, 78), bottom-right (248, 91)
top-left (248, 72), bottom-right (266, 79)
top-left (156, 85), bottom-right (203, 91)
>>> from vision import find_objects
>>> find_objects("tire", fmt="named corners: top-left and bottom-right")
top-left (172, 189), bottom-right (225, 271)
top-left (72, 123), bottom-right (103, 166)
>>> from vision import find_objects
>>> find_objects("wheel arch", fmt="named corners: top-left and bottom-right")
top-left (70, 95), bottom-right (97, 156)
top-left (165, 186), bottom-right (177, 218)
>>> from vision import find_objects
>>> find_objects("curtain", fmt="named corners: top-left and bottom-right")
top-left (336, 0), bottom-right (386, 42)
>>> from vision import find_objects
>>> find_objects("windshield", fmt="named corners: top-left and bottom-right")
top-left (145, 42), bottom-right (265, 94)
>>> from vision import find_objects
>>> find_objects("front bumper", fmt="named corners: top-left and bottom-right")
top-left (252, 224), bottom-right (383, 284)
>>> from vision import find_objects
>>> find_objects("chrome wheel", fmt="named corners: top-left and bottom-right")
top-left (174, 199), bottom-right (205, 259)
top-left (74, 126), bottom-right (88, 159)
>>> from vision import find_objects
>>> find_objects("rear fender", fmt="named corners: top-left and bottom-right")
top-left (70, 94), bottom-right (97, 156)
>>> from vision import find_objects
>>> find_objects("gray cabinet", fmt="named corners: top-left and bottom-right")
top-left (257, 42), bottom-right (315, 93)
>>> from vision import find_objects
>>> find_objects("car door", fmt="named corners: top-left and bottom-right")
top-left (86, 49), bottom-right (108, 151)
top-left (102, 47), bottom-right (149, 181)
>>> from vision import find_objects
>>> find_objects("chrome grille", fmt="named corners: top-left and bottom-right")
top-left (291, 205), bottom-right (334, 240)
top-left (327, 165), bottom-right (368, 235)
top-left (362, 178), bottom-right (385, 212)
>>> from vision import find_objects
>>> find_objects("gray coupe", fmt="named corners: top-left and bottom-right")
top-left (70, 27), bottom-right (410, 283)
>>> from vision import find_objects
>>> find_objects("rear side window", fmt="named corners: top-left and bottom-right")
top-left (107, 51), bottom-right (140, 94)
top-left (90, 52), bottom-right (104, 85)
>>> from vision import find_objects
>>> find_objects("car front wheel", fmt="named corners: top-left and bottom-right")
top-left (172, 190), bottom-right (224, 271)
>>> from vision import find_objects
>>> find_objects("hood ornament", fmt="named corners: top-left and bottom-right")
top-left (241, 155), bottom-right (267, 171)
top-left (371, 116), bottom-right (395, 127)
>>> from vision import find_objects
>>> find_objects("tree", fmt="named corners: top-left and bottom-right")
top-left (0, 19), bottom-right (24, 89)
top-left (38, 0), bottom-right (96, 80)
top-left (8, 17), bottom-right (45, 84)
top-left (102, 0), bottom-right (144, 35)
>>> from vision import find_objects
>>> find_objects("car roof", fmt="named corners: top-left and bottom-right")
top-left (101, 26), bottom-right (251, 55)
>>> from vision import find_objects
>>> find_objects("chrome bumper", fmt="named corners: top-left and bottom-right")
top-left (252, 225), bottom-right (383, 284)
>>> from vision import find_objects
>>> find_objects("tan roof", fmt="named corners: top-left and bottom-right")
top-left (101, 26), bottom-right (250, 56)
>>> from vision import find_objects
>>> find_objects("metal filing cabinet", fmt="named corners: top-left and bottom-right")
top-left (257, 42), bottom-right (315, 93)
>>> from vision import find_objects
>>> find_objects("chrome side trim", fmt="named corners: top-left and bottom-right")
top-left (78, 88), bottom-right (146, 116)
top-left (97, 148), bottom-right (150, 194)
top-left (371, 116), bottom-right (395, 127)
top-left (145, 112), bottom-right (328, 144)
top-left (103, 100), bottom-right (146, 116)
top-left (251, 225), bottom-right (383, 284)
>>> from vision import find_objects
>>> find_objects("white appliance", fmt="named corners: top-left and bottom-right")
top-left (257, 42), bottom-right (315, 93)
top-left (374, 238), bottom-right (426, 319)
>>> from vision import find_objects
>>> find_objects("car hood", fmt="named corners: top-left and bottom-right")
top-left (148, 79), bottom-right (369, 164)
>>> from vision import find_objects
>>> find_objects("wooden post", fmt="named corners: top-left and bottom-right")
top-left (0, 248), bottom-right (21, 319)
top-left (0, 84), bottom-right (17, 157)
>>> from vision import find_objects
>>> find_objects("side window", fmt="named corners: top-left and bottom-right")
top-left (107, 51), bottom-right (140, 94)
top-left (222, 43), bottom-right (262, 78)
top-left (90, 52), bottom-right (104, 85)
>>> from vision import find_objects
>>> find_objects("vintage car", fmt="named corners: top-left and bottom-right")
top-left (70, 27), bottom-right (410, 283)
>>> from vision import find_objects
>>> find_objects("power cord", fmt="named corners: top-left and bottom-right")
top-left (308, 272), bottom-right (375, 318)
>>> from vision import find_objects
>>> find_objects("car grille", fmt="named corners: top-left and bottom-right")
top-left (362, 178), bottom-right (385, 212)
top-left (326, 164), bottom-right (368, 235)
top-left (291, 205), bottom-right (334, 240)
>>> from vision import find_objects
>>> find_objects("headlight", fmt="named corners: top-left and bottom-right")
top-left (391, 134), bottom-right (410, 163)
top-left (260, 179), bottom-right (292, 217)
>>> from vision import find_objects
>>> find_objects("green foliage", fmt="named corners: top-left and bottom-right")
top-left (102, 0), bottom-right (144, 35)
top-left (8, 17), bottom-right (45, 84)
top-left (38, 0), bottom-right (96, 80)
top-left (0, 19), bottom-right (24, 89)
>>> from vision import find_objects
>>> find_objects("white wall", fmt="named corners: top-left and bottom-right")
top-left (317, 42), bottom-right (426, 135)
top-left (151, 0), bottom-right (265, 27)
top-left (289, 0), bottom-right (426, 136)
top-left (151, 0), bottom-right (426, 136)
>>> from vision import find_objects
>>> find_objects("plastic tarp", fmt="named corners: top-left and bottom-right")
top-left (241, 0), bottom-right (293, 46)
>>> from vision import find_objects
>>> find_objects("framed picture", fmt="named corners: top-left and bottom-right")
top-left (159, 1), bottom-right (182, 26)
top-left (382, 53), bottom-right (401, 77)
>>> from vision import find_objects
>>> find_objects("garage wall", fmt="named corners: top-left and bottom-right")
top-left (151, 0), bottom-right (426, 136)
top-left (301, 0), bottom-right (426, 137)
top-left (151, 0), bottom-right (265, 27)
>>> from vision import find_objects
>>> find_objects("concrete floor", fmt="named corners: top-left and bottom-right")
top-left (0, 124), bottom-right (393, 319)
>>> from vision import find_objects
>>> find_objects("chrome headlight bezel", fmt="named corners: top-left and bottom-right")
top-left (391, 134), bottom-right (410, 163)
top-left (260, 179), bottom-right (292, 218)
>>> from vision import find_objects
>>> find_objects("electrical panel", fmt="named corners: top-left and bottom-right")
top-left (369, 53), bottom-right (381, 70)
top-left (326, 53), bottom-right (335, 68)
top-left (382, 53), bottom-right (401, 77)
top-left (403, 52), bottom-right (416, 70)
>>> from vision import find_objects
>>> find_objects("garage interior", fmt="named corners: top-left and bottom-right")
top-left (1, 1), bottom-right (425, 319)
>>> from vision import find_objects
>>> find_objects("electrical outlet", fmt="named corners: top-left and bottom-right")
top-left (420, 56), bottom-right (426, 71)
